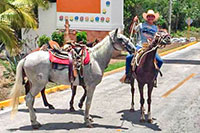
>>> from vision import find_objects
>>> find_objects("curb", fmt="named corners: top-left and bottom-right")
top-left (0, 41), bottom-right (198, 110)
top-left (160, 41), bottom-right (197, 56)
top-left (0, 85), bottom-right (69, 110)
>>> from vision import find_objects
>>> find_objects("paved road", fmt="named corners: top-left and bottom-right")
top-left (1, 43), bottom-right (200, 133)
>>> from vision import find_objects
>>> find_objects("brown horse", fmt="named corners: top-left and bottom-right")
top-left (129, 31), bottom-right (171, 123)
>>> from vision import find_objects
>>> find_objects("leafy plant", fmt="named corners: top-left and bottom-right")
top-left (76, 31), bottom-right (87, 44)
top-left (0, 58), bottom-right (15, 78)
top-left (51, 31), bottom-right (64, 46)
top-left (37, 35), bottom-right (50, 47)
top-left (190, 26), bottom-right (200, 32)
top-left (0, 0), bottom-right (49, 55)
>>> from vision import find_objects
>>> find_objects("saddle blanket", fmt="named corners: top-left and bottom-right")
top-left (49, 49), bottom-right (90, 65)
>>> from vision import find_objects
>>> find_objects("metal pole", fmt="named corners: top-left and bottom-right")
top-left (168, 0), bottom-right (172, 34)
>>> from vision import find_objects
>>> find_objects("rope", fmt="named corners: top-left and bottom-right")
top-left (135, 45), bottom-right (159, 66)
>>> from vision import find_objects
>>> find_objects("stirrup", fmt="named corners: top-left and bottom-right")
top-left (124, 76), bottom-right (131, 84)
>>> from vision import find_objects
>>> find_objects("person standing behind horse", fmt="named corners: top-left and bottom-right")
top-left (120, 9), bottom-right (163, 87)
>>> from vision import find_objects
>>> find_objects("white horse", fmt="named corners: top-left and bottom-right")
top-left (10, 29), bottom-right (135, 128)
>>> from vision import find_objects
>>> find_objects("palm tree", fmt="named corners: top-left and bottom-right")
top-left (0, 0), bottom-right (49, 55)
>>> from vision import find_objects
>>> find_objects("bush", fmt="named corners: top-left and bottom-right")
top-left (51, 31), bottom-right (64, 46)
top-left (190, 26), bottom-right (200, 32)
top-left (37, 35), bottom-right (50, 47)
top-left (171, 30), bottom-right (185, 37)
top-left (76, 31), bottom-right (87, 44)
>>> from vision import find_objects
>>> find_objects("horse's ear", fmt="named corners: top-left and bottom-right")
top-left (114, 28), bottom-right (118, 39)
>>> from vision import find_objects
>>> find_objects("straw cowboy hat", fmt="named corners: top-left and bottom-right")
top-left (142, 10), bottom-right (159, 22)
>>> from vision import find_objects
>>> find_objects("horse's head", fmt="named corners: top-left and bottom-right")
top-left (153, 31), bottom-right (171, 47)
top-left (110, 29), bottom-right (135, 54)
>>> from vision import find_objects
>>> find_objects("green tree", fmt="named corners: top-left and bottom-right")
top-left (0, 0), bottom-right (49, 55)
top-left (124, 0), bottom-right (200, 34)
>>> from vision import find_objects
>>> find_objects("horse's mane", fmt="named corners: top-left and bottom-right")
top-left (90, 30), bottom-right (115, 53)
top-left (90, 35), bottom-right (110, 53)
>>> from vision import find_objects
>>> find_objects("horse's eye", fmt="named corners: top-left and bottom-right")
top-left (118, 38), bottom-right (123, 42)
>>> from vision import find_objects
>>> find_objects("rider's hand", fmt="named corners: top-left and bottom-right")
top-left (133, 16), bottom-right (138, 23)
top-left (129, 16), bottom-right (139, 33)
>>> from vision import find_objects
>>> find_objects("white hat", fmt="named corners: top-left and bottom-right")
top-left (142, 10), bottom-right (159, 22)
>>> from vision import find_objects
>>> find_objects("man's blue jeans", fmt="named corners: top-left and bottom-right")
top-left (125, 45), bottom-right (163, 74)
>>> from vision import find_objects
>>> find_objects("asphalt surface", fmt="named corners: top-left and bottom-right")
top-left (0, 42), bottom-right (200, 133)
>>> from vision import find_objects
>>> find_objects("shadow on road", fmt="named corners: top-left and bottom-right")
top-left (163, 59), bottom-right (200, 65)
top-left (18, 108), bottom-right (103, 119)
top-left (117, 109), bottom-right (162, 131)
top-left (8, 122), bottom-right (128, 131)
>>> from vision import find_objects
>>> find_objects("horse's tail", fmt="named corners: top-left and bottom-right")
top-left (10, 58), bottom-right (25, 116)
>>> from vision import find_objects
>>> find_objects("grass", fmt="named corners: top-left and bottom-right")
top-left (104, 61), bottom-right (125, 72)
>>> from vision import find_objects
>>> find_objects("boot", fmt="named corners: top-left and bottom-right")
top-left (120, 73), bottom-right (131, 84)
top-left (154, 69), bottom-right (159, 88)
top-left (120, 74), bottom-right (127, 83)
top-left (153, 78), bottom-right (157, 88)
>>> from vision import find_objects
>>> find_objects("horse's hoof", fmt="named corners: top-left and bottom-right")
top-left (48, 105), bottom-right (55, 110)
top-left (69, 107), bottom-right (75, 112)
top-left (147, 119), bottom-right (153, 123)
top-left (32, 123), bottom-right (42, 129)
top-left (78, 103), bottom-right (83, 109)
top-left (129, 108), bottom-right (135, 112)
top-left (86, 124), bottom-right (94, 128)
top-left (140, 119), bottom-right (145, 123)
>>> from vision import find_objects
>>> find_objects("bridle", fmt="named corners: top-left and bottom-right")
top-left (109, 34), bottom-right (135, 54)
top-left (153, 32), bottom-right (171, 48)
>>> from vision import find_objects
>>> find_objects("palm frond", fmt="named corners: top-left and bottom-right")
top-left (0, 6), bottom-right (37, 30)
top-left (13, 0), bottom-right (49, 9)
top-left (0, 20), bottom-right (19, 55)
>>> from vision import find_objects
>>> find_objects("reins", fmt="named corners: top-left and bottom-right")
top-left (135, 44), bottom-right (159, 66)
top-left (135, 33), bottom-right (164, 66)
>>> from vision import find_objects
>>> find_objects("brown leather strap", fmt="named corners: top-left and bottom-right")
top-left (68, 52), bottom-right (75, 83)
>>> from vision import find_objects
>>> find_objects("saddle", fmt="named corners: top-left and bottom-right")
top-left (47, 41), bottom-right (90, 85)
top-left (131, 48), bottom-right (145, 78)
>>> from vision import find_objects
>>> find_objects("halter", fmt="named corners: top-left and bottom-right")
top-left (109, 34), bottom-right (135, 53)
top-left (109, 34), bottom-right (120, 51)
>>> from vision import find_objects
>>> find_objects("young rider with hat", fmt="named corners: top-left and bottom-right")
top-left (120, 10), bottom-right (163, 87)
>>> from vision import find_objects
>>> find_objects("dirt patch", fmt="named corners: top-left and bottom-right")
top-left (0, 77), bottom-right (12, 101)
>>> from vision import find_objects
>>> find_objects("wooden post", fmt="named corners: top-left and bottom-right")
top-left (64, 17), bottom-right (72, 44)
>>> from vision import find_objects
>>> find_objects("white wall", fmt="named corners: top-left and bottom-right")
top-left (57, 0), bottom-right (124, 31)
top-left (38, 3), bottom-right (57, 37)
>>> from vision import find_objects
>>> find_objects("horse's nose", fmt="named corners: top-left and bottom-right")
top-left (167, 37), bottom-right (172, 44)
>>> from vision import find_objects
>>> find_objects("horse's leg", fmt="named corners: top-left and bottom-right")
top-left (130, 79), bottom-right (135, 112)
top-left (41, 88), bottom-right (55, 109)
top-left (69, 85), bottom-right (77, 111)
top-left (78, 85), bottom-right (87, 109)
top-left (138, 83), bottom-right (145, 122)
top-left (147, 83), bottom-right (154, 123)
top-left (25, 80), bottom-right (30, 95)
top-left (24, 80), bottom-right (38, 111)
top-left (25, 92), bottom-right (41, 129)
top-left (84, 86), bottom-right (95, 128)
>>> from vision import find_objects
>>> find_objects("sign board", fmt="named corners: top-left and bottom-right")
top-left (56, 0), bottom-right (123, 31)
top-left (185, 18), bottom-right (193, 25)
